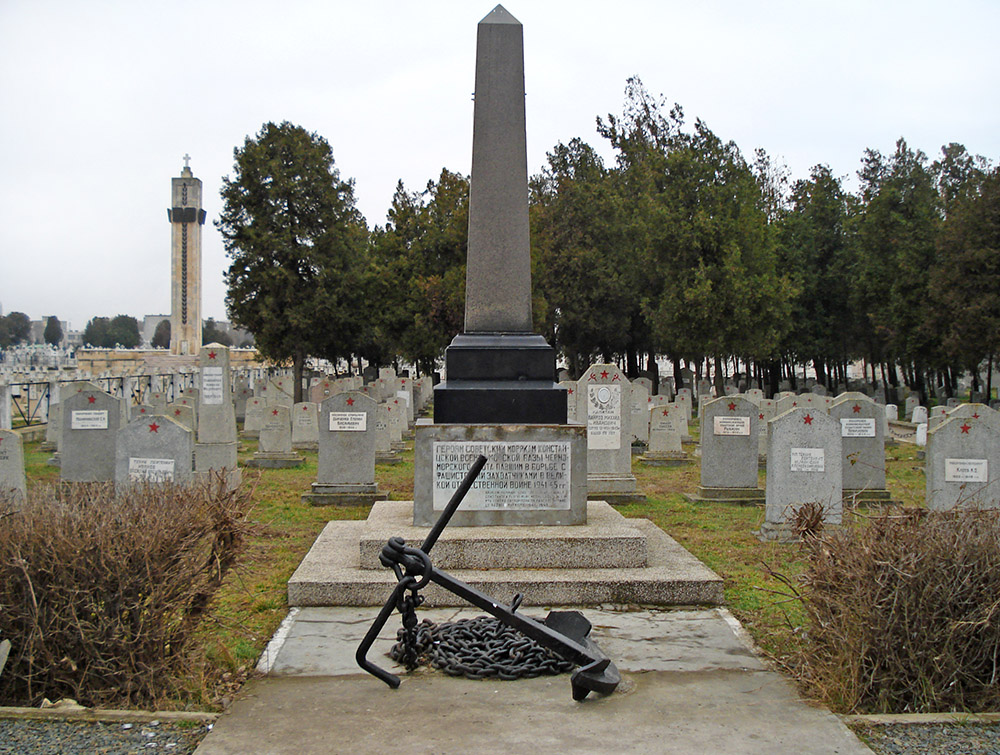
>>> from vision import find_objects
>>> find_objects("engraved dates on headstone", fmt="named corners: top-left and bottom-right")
top-left (201, 366), bottom-right (225, 405)
top-left (945, 458), bottom-right (988, 483)
top-left (714, 416), bottom-right (750, 436)
top-left (790, 447), bottom-right (825, 473)
top-left (72, 410), bottom-right (109, 430)
top-left (329, 412), bottom-right (367, 432)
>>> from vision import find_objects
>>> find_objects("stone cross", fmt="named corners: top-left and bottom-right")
top-left (183, 153), bottom-right (191, 168)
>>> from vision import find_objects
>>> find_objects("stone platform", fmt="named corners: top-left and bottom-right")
top-left (288, 501), bottom-right (722, 607)
top-left (685, 486), bottom-right (766, 506)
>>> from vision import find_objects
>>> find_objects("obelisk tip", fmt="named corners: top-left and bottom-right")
top-left (480, 4), bottom-right (520, 25)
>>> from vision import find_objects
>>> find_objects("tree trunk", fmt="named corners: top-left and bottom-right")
top-left (293, 353), bottom-right (305, 404)
top-left (673, 356), bottom-right (683, 391)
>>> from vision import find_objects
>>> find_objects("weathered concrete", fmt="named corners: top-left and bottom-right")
top-left (287, 502), bottom-right (723, 607)
top-left (195, 606), bottom-right (871, 755)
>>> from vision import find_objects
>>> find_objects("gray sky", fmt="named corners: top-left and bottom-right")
top-left (2, 0), bottom-right (998, 331)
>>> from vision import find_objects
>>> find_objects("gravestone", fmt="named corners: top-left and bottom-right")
top-left (166, 403), bottom-right (196, 433)
top-left (904, 395), bottom-right (919, 420)
top-left (246, 405), bottom-right (303, 468)
top-left (374, 403), bottom-right (400, 464)
top-left (925, 412), bottom-right (1000, 510)
top-left (114, 415), bottom-right (193, 485)
top-left (576, 363), bottom-right (643, 503)
top-left (829, 396), bottom-right (889, 503)
top-left (41, 380), bottom-right (60, 451)
top-left (0, 429), bottom-right (27, 501)
top-left (60, 388), bottom-right (122, 482)
top-left (633, 377), bottom-right (653, 396)
top-left (692, 396), bottom-right (763, 504)
top-left (630, 380), bottom-right (651, 444)
top-left (929, 404), bottom-right (951, 430)
top-left (195, 344), bottom-right (238, 479)
top-left (234, 378), bottom-right (252, 423)
top-left (304, 392), bottom-right (381, 505)
top-left (760, 407), bottom-right (843, 541)
top-left (675, 388), bottom-right (693, 422)
top-left (911, 405), bottom-right (928, 425)
top-left (642, 404), bottom-right (689, 466)
top-left (243, 398), bottom-right (266, 437)
top-left (292, 402), bottom-right (320, 450)
top-left (558, 380), bottom-right (578, 423)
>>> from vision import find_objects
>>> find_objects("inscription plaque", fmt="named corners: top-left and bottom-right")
top-left (587, 385), bottom-right (621, 450)
top-left (714, 416), bottom-right (750, 436)
top-left (71, 410), bottom-right (108, 430)
top-left (128, 457), bottom-right (175, 481)
top-left (201, 367), bottom-right (225, 405)
top-left (432, 441), bottom-right (571, 511)
top-left (329, 412), bottom-right (367, 431)
top-left (841, 418), bottom-right (876, 438)
top-left (945, 458), bottom-right (988, 483)
top-left (790, 447), bottom-right (825, 473)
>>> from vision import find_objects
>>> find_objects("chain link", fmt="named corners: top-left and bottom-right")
top-left (389, 616), bottom-right (575, 680)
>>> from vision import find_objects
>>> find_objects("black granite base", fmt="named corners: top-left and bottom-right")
top-left (433, 333), bottom-right (567, 424)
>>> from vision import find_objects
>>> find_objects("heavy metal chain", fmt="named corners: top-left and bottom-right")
top-left (389, 616), bottom-right (575, 680)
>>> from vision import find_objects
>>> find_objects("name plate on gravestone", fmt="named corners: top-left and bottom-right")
top-left (714, 416), bottom-right (750, 436)
top-left (432, 441), bottom-right (571, 511)
top-left (201, 367), bottom-right (225, 405)
top-left (71, 410), bottom-right (108, 430)
top-left (945, 458), bottom-right (988, 483)
top-left (329, 412), bottom-right (367, 431)
top-left (587, 385), bottom-right (621, 449)
top-left (841, 418), bottom-right (876, 438)
top-left (128, 457), bottom-right (176, 482)
top-left (791, 447), bottom-right (825, 473)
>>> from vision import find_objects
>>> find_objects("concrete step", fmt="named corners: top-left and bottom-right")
top-left (358, 500), bottom-right (648, 570)
top-left (288, 502), bottom-right (723, 608)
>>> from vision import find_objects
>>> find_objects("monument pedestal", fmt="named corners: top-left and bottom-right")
top-left (195, 441), bottom-right (237, 472)
top-left (639, 452), bottom-right (693, 467)
top-left (288, 501), bottom-right (723, 607)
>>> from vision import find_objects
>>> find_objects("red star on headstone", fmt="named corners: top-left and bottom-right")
top-left (961, 422), bottom-right (971, 434)
top-left (803, 414), bottom-right (813, 425)
top-left (973, 412), bottom-right (980, 419)
top-left (174, 409), bottom-right (182, 416)
top-left (600, 370), bottom-right (609, 379)
top-left (662, 409), bottom-right (669, 416)
top-left (208, 351), bottom-right (217, 360)
top-left (140, 408), bottom-right (146, 414)
top-left (728, 402), bottom-right (737, 411)
top-left (568, 388), bottom-right (574, 395)
top-left (272, 409), bottom-right (279, 416)
top-left (148, 422), bottom-right (160, 433)
top-left (853, 404), bottom-right (861, 414)
top-left (86, 395), bottom-right (96, 404)
top-left (792, 401), bottom-right (798, 407)
top-left (346, 397), bottom-right (355, 406)
top-left (303, 405), bottom-right (309, 411)
top-left (759, 413), bottom-right (764, 420)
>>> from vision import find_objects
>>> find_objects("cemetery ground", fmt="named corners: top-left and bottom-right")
top-left (8, 423), bottom-right (1000, 753)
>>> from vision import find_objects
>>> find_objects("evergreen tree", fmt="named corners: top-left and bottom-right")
top-left (217, 121), bottom-right (368, 401)
top-left (43, 316), bottom-right (63, 347)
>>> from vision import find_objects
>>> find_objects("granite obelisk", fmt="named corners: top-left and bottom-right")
top-left (433, 5), bottom-right (566, 424)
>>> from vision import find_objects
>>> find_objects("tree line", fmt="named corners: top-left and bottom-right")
top-left (217, 82), bottom-right (999, 403)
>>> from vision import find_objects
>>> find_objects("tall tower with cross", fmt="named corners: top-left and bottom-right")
top-left (167, 155), bottom-right (206, 355)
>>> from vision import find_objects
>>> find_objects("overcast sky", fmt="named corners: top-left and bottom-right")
top-left (2, 0), bottom-right (997, 331)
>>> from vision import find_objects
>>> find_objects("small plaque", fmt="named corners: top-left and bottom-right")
top-left (395, 390), bottom-right (410, 406)
top-left (945, 458), bottom-right (988, 483)
top-left (128, 457), bottom-right (175, 482)
top-left (587, 385), bottom-right (621, 450)
top-left (714, 416), bottom-right (750, 436)
top-left (329, 412), bottom-right (367, 431)
top-left (790, 447), bottom-right (825, 473)
top-left (71, 410), bottom-right (108, 430)
top-left (432, 441), bottom-right (571, 511)
top-left (841, 418), bottom-right (876, 438)
top-left (201, 367), bottom-right (225, 405)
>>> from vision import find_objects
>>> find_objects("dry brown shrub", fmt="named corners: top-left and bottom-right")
top-left (0, 474), bottom-right (253, 708)
top-left (797, 507), bottom-right (1000, 713)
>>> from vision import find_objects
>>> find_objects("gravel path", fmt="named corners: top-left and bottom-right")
top-left (0, 718), bottom-right (211, 754)
top-left (849, 722), bottom-right (1000, 754)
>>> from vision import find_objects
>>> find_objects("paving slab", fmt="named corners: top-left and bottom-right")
top-left (197, 607), bottom-right (871, 754)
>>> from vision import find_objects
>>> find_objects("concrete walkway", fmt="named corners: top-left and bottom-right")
top-left (195, 606), bottom-right (871, 754)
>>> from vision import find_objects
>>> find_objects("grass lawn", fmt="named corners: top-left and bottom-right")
top-left (18, 419), bottom-right (927, 710)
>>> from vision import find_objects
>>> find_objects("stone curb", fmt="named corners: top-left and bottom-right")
top-left (841, 712), bottom-right (1000, 725)
top-left (0, 705), bottom-right (218, 724)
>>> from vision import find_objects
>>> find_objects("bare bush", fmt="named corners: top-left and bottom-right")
top-left (0, 475), bottom-right (254, 708)
top-left (797, 508), bottom-right (1000, 713)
